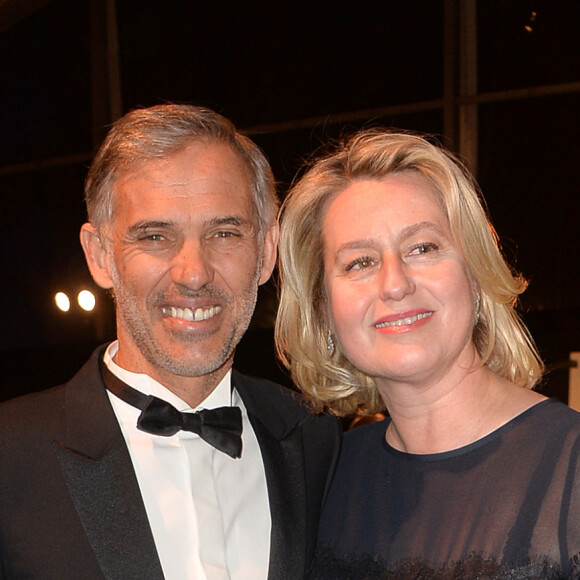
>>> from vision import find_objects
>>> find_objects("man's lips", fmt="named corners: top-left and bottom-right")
top-left (374, 311), bottom-right (433, 329)
top-left (161, 305), bottom-right (223, 322)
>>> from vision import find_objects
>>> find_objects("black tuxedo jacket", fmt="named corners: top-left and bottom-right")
top-left (0, 346), bottom-right (341, 579)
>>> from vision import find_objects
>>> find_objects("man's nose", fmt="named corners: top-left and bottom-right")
top-left (169, 239), bottom-right (214, 289)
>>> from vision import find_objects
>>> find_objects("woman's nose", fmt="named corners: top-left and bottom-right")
top-left (378, 255), bottom-right (416, 301)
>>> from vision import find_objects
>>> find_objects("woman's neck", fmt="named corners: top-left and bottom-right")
top-left (379, 366), bottom-right (545, 455)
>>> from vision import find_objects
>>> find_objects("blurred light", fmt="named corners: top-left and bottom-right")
top-left (78, 290), bottom-right (96, 312)
top-left (55, 292), bottom-right (71, 312)
top-left (524, 11), bottom-right (537, 33)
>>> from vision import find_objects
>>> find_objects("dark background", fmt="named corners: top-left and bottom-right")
top-left (0, 0), bottom-right (579, 403)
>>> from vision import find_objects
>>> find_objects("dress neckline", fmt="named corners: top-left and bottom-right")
top-left (381, 398), bottom-right (555, 462)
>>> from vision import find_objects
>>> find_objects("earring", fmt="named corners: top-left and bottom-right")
top-left (327, 330), bottom-right (335, 356)
top-left (474, 294), bottom-right (481, 326)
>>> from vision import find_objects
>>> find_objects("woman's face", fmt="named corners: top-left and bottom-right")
top-left (322, 171), bottom-right (478, 389)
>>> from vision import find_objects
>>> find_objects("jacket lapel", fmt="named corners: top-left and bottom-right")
top-left (233, 371), bottom-right (309, 580)
top-left (56, 347), bottom-right (165, 579)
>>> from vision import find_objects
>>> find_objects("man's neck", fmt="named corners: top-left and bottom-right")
top-left (146, 364), bottom-right (231, 408)
top-left (109, 342), bottom-right (233, 408)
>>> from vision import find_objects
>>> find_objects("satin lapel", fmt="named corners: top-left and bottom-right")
top-left (251, 421), bottom-right (307, 580)
top-left (233, 371), bottom-right (308, 580)
top-left (56, 347), bottom-right (165, 580)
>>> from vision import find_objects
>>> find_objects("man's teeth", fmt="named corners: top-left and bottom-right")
top-left (162, 306), bottom-right (222, 322)
top-left (376, 312), bottom-right (432, 328)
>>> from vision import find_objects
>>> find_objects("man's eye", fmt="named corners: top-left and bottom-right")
top-left (345, 256), bottom-right (375, 271)
top-left (213, 230), bottom-right (240, 239)
top-left (141, 234), bottom-right (165, 242)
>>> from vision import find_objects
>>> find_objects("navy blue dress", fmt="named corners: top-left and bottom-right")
top-left (313, 399), bottom-right (580, 579)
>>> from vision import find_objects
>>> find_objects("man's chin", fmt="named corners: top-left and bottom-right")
top-left (147, 345), bottom-right (235, 378)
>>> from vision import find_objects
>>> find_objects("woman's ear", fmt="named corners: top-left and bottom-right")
top-left (79, 223), bottom-right (115, 290)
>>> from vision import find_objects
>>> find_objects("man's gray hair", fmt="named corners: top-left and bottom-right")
top-left (84, 104), bottom-right (278, 238)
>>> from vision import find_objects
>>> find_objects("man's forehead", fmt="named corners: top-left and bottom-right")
top-left (115, 140), bottom-right (251, 182)
top-left (102, 141), bottom-right (257, 231)
top-left (113, 146), bottom-right (251, 194)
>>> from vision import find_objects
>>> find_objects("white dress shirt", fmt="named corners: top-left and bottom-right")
top-left (104, 342), bottom-right (271, 580)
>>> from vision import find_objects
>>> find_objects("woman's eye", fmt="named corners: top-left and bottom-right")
top-left (409, 242), bottom-right (438, 256)
top-left (345, 256), bottom-right (375, 271)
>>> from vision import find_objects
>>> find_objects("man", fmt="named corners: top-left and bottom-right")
top-left (0, 105), bottom-right (340, 579)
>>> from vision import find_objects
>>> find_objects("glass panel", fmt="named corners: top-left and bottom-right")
top-left (478, 0), bottom-right (580, 92)
top-left (478, 94), bottom-right (580, 312)
top-left (117, 1), bottom-right (444, 127)
top-left (478, 94), bottom-right (580, 400)
top-left (0, 164), bottom-right (112, 351)
top-left (0, 0), bottom-right (92, 166)
top-left (252, 109), bottom-right (444, 192)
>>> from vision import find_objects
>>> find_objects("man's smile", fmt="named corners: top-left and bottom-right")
top-left (161, 305), bottom-right (223, 322)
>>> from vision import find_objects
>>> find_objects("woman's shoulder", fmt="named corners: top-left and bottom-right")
top-left (526, 397), bottom-right (580, 427)
top-left (506, 398), bottom-right (580, 463)
top-left (342, 417), bottom-right (390, 454)
top-left (480, 377), bottom-right (580, 446)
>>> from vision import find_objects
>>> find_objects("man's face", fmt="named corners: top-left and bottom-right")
top-left (82, 141), bottom-right (277, 386)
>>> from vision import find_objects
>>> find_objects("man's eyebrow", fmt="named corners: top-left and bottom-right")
top-left (126, 220), bottom-right (173, 235)
top-left (207, 216), bottom-right (250, 227)
top-left (125, 216), bottom-right (253, 235)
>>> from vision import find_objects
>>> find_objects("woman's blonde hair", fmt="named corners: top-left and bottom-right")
top-left (275, 129), bottom-right (544, 416)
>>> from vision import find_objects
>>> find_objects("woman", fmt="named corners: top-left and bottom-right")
top-left (276, 130), bottom-right (580, 578)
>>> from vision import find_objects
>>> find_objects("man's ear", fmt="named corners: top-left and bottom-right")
top-left (258, 222), bottom-right (279, 286)
top-left (79, 223), bottom-right (115, 290)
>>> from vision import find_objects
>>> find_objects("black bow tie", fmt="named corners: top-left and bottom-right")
top-left (101, 364), bottom-right (243, 459)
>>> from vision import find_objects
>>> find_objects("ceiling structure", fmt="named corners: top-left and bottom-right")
top-left (0, 0), bottom-right (579, 400)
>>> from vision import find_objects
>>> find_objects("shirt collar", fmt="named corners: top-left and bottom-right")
top-left (103, 340), bottom-right (233, 412)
